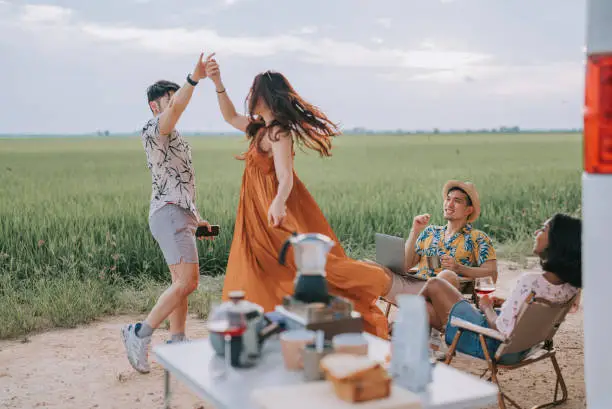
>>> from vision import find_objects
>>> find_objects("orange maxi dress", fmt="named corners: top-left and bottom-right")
top-left (222, 145), bottom-right (391, 338)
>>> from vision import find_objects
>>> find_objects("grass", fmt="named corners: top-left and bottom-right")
top-left (0, 133), bottom-right (582, 339)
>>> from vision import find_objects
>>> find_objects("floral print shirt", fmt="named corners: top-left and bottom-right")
top-left (496, 272), bottom-right (578, 336)
top-left (141, 116), bottom-right (200, 219)
top-left (414, 224), bottom-right (496, 278)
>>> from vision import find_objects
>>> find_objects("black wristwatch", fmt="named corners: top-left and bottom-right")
top-left (186, 73), bottom-right (198, 86)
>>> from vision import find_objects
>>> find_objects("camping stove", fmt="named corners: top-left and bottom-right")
top-left (274, 294), bottom-right (364, 340)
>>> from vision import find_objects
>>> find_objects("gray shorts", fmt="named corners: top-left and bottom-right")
top-left (149, 204), bottom-right (199, 265)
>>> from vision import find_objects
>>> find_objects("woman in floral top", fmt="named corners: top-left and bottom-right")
top-left (420, 213), bottom-right (581, 364)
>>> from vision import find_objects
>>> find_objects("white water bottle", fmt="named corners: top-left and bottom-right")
top-left (390, 294), bottom-right (432, 393)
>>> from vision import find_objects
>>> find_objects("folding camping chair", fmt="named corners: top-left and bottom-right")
top-left (444, 292), bottom-right (578, 409)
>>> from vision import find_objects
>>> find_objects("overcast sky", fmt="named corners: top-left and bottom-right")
top-left (0, 0), bottom-right (586, 134)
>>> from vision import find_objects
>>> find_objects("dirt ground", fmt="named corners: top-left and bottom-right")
top-left (0, 260), bottom-right (586, 409)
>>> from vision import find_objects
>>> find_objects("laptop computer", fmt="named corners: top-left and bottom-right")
top-left (375, 233), bottom-right (427, 281)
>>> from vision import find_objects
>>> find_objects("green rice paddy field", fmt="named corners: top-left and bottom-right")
top-left (0, 133), bottom-right (582, 338)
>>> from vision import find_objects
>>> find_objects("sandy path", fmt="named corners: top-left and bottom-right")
top-left (0, 315), bottom-right (212, 409)
top-left (0, 261), bottom-right (586, 409)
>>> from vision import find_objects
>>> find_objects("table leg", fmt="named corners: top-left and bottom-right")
top-left (164, 369), bottom-right (171, 409)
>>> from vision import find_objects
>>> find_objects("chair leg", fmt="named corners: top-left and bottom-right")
top-left (479, 335), bottom-right (514, 409)
top-left (479, 367), bottom-right (489, 379)
top-left (444, 329), bottom-right (462, 365)
top-left (384, 300), bottom-right (392, 318)
top-left (530, 352), bottom-right (568, 409)
top-left (503, 394), bottom-right (524, 409)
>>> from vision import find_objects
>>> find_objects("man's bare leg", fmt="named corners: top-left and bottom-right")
top-left (437, 269), bottom-right (461, 290)
top-left (419, 278), bottom-right (464, 331)
top-left (145, 261), bottom-right (199, 329)
top-left (363, 260), bottom-right (426, 301)
top-left (383, 270), bottom-right (426, 304)
top-left (366, 259), bottom-right (460, 302)
top-left (426, 301), bottom-right (443, 330)
top-left (168, 266), bottom-right (189, 341)
top-left (121, 261), bottom-right (198, 373)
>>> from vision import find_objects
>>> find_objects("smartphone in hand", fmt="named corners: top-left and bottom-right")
top-left (195, 225), bottom-right (220, 238)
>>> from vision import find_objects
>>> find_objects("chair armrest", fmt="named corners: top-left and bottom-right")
top-left (449, 317), bottom-right (506, 342)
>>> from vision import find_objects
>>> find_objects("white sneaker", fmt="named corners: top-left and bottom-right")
top-left (121, 324), bottom-right (151, 373)
top-left (428, 329), bottom-right (448, 360)
top-left (430, 329), bottom-right (443, 350)
top-left (166, 336), bottom-right (190, 344)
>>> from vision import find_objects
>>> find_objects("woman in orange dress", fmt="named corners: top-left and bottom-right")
top-left (205, 59), bottom-right (393, 337)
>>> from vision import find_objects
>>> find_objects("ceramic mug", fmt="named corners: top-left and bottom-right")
top-left (301, 342), bottom-right (334, 381)
top-left (427, 255), bottom-right (442, 270)
top-left (332, 333), bottom-right (368, 356)
top-left (280, 329), bottom-right (315, 370)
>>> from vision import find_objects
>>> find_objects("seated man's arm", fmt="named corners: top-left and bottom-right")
top-left (405, 216), bottom-right (432, 272)
top-left (455, 259), bottom-right (498, 281)
top-left (404, 229), bottom-right (422, 271)
top-left (450, 231), bottom-right (498, 281)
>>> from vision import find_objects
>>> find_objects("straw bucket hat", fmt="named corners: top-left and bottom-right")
top-left (442, 180), bottom-right (481, 223)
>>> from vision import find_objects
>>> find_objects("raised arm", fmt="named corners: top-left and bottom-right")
top-left (158, 52), bottom-right (212, 136)
top-left (404, 214), bottom-right (430, 271)
top-left (205, 58), bottom-right (250, 132)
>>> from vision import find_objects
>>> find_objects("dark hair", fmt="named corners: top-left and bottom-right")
top-left (242, 70), bottom-right (340, 157)
top-left (447, 187), bottom-right (473, 206)
top-left (146, 80), bottom-right (180, 103)
top-left (540, 213), bottom-right (582, 288)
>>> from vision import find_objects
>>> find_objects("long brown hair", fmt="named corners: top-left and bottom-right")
top-left (242, 70), bottom-right (340, 157)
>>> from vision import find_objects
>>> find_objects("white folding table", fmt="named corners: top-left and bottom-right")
top-left (154, 333), bottom-right (498, 409)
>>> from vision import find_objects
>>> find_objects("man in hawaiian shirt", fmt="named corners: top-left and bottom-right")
top-left (386, 180), bottom-right (498, 302)
top-left (413, 180), bottom-right (497, 282)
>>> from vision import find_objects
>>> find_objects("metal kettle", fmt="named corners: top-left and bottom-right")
top-left (208, 291), bottom-right (281, 367)
top-left (278, 232), bottom-right (335, 304)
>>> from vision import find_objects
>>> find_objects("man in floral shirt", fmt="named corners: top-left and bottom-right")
top-left (414, 180), bottom-right (497, 279)
top-left (121, 52), bottom-right (217, 374)
top-left (387, 181), bottom-right (498, 301)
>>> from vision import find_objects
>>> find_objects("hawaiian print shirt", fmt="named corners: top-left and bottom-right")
top-left (141, 116), bottom-right (200, 220)
top-left (414, 224), bottom-right (496, 279)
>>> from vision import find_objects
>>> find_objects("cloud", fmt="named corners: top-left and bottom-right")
top-left (80, 24), bottom-right (308, 57)
top-left (488, 62), bottom-right (584, 96)
top-left (371, 37), bottom-right (384, 44)
top-left (20, 4), bottom-right (72, 24)
top-left (418, 40), bottom-right (438, 50)
top-left (403, 70), bottom-right (475, 83)
top-left (376, 18), bottom-right (392, 29)
top-left (291, 26), bottom-right (318, 35)
top-left (382, 61), bottom-right (583, 97)
top-left (78, 23), bottom-right (489, 70)
top-left (7, 4), bottom-right (489, 72)
top-left (222, 0), bottom-right (251, 6)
